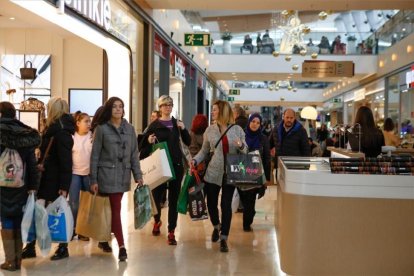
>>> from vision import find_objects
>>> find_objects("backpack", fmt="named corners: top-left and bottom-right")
top-left (0, 148), bottom-right (25, 188)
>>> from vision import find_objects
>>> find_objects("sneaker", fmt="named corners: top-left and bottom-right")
top-left (118, 247), bottom-right (127, 262)
top-left (78, 235), bottom-right (90, 241)
top-left (167, 231), bottom-right (177, 245)
top-left (50, 245), bottom-right (69, 261)
top-left (98, 242), bottom-right (113, 253)
top-left (152, 221), bottom-right (162, 236)
top-left (220, 240), bottom-right (229, 253)
top-left (211, 229), bottom-right (220, 242)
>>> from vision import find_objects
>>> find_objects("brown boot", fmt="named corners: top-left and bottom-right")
top-left (0, 229), bottom-right (17, 271)
top-left (14, 229), bottom-right (22, 270)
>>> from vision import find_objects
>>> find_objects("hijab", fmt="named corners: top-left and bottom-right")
top-left (245, 113), bottom-right (263, 150)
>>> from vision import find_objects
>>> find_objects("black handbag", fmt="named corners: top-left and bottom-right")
top-left (20, 61), bottom-right (37, 80)
top-left (226, 153), bottom-right (264, 187)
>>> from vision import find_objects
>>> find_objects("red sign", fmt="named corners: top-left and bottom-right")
top-left (154, 34), bottom-right (167, 59)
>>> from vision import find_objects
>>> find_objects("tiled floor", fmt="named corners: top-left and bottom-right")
top-left (0, 186), bottom-right (285, 276)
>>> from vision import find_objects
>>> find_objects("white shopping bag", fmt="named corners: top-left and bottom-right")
top-left (21, 193), bottom-right (35, 244)
top-left (35, 200), bottom-right (52, 256)
top-left (231, 189), bottom-right (240, 213)
top-left (46, 196), bottom-right (74, 243)
top-left (140, 148), bottom-right (173, 190)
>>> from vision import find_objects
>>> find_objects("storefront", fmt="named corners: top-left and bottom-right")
top-left (0, 0), bottom-right (145, 130)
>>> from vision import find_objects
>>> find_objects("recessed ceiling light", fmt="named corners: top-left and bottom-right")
top-left (9, 17), bottom-right (15, 20)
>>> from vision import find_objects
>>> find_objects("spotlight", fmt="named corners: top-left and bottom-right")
top-left (178, 43), bottom-right (182, 46)
top-left (364, 20), bottom-right (368, 24)
top-left (386, 14), bottom-right (392, 19)
top-left (191, 54), bottom-right (194, 59)
top-left (186, 52), bottom-right (190, 55)
top-left (170, 31), bottom-right (174, 38)
top-left (352, 24), bottom-right (356, 28)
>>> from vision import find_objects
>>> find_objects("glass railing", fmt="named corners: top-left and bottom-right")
top-left (232, 81), bottom-right (332, 89)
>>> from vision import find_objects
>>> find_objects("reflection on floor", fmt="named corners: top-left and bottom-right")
top-left (0, 186), bottom-right (284, 276)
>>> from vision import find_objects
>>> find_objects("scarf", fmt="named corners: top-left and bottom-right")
top-left (245, 113), bottom-right (263, 151)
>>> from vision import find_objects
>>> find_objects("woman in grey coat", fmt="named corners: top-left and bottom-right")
top-left (90, 97), bottom-right (143, 261)
top-left (192, 100), bottom-right (247, 252)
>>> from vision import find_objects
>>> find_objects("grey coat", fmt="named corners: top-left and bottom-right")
top-left (90, 119), bottom-right (142, 193)
top-left (193, 124), bottom-right (247, 186)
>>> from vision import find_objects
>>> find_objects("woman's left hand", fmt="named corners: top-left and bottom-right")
top-left (177, 120), bottom-right (185, 129)
top-left (136, 179), bottom-right (144, 187)
top-left (233, 139), bottom-right (243, 149)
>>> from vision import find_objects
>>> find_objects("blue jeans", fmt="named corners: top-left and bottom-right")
top-left (69, 174), bottom-right (90, 227)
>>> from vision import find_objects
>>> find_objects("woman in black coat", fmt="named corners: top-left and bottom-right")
top-left (240, 113), bottom-right (270, 231)
top-left (139, 95), bottom-right (191, 245)
top-left (0, 101), bottom-right (40, 271)
top-left (21, 97), bottom-right (75, 261)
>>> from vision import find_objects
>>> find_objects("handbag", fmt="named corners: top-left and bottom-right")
top-left (76, 191), bottom-right (112, 241)
top-left (205, 124), bottom-right (235, 170)
top-left (134, 185), bottom-right (152, 229)
top-left (20, 61), bottom-right (37, 80)
top-left (187, 170), bottom-right (208, 221)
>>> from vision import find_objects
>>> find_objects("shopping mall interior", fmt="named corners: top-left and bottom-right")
top-left (0, 0), bottom-right (414, 275)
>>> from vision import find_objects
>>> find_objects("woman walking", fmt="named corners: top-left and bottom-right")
top-left (192, 100), bottom-right (247, 252)
top-left (90, 97), bottom-right (143, 261)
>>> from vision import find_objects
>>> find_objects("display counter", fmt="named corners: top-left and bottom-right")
top-left (327, 147), bottom-right (365, 158)
top-left (276, 157), bottom-right (414, 275)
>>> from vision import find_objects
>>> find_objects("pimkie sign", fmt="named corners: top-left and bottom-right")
top-left (63, 0), bottom-right (111, 31)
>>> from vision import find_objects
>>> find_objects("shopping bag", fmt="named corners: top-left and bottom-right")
top-left (226, 153), bottom-right (265, 187)
top-left (140, 148), bottom-right (174, 190)
top-left (231, 189), bottom-right (240, 213)
top-left (150, 190), bottom-right (158, 216)
top-left (34, 200), bottom-right (52, 256)
top-left (46, 196), bottom-right (74, 243)
top-left (177, 170), bottom-right (195, 214)
top-left (76, 191), bottom-right (112, 241)
top-left (188, 186), bottom-right (208, 221)
top-left (134, 185), bottom-right (152, 229)
top-left (21, 193), bottom-right (36, 243)
top-left (152, 141), bottom-right (176, 180)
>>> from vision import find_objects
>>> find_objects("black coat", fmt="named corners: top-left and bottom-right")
top-left (270, 120), bottom-right (311, 159)
top-left (348, 127), bottom-right (385, 157)
top-left (139, 117), bottom-right (191, 165)
top-left (0, 118), bottom-right (40, 217)
top-left (37, 114), bottom-right (75, 202)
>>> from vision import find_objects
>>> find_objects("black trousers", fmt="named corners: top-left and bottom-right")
top-left (152, 163), bottom-right (184, 232)
top-left (237, 188), bottom-right (257, 228)
top-left (204, 179), bottom-right (236, 237)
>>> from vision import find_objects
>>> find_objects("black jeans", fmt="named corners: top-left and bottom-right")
top-left (204, 179), bottom-right (236, 237)
top-left (152, 163), bottom-right (184, 232)
top-left (237, 188), bottom-right (257, 228)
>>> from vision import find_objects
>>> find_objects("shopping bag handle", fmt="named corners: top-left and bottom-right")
top-left (190, 167), bottom-right (201, 184)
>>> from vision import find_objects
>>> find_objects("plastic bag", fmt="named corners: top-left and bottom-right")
top-left (177, 170), bottom-right (194, 214)
top-left (21, 193), bottom-right (36, 243)
top-left (134, 185), bottom-right (152, 229)
top-left (46, 196), bottom-right (74, 243)
top-left (231, 189), bottom-right (240, 213)
top-left (35, 200), bottom-right (51, 256)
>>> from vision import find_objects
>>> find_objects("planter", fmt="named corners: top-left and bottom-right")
top-left (223, 40), bottom-right (231, 54)
top-left (347, 41), bottom-right (357, 54)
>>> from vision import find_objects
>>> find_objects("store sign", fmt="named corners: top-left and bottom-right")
top-left (229, 89), bottom-right (240, 95)
top-left (406, 66), bottom-right (414, 88)
top-left (354, 88), bottom-right (366, 101)
top-left (173, 56), bottom-right (186, 82)
top-left (302, 61), bottom-right (354, 78)
top-left (227, 96), bottom-right (235, 102)
top-left (64, 0), bottom-right (111, 31)
top-left (184, 33), bottom-right (211, 46)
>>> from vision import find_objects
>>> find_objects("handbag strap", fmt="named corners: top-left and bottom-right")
top-left (39, 137), bottom-right (54, 166)
top-left (214, 124), bottom-right (235, 149)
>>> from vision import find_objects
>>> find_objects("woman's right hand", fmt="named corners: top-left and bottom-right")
top-left (148, 134), bottom-right (157, 144)
top-left (90, 183), bottom-right (98, 194)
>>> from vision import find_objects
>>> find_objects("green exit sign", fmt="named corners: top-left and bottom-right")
top-left (227, 96), bottom-right (235, 101)
top-left (184, 33), bottom-right (211, 46)
top-left (229, 89), bottom-right (240, 95)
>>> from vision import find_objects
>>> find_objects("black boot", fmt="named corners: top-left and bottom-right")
top-left (50, 243), bottom-right (69, 261)
top-left (118, 247), bottom-right (127, 262)
top-left (21, 240), bottom-right (36, 259)
top-left (220, 240), bottom-right (229, 253)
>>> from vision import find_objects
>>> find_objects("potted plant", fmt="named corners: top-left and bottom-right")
top-left (364, 38), bottom-right (374, 54)
top-left (346, 35), bottom-right (357, 54)
top-left (221, 32), bottom-right (233, 54)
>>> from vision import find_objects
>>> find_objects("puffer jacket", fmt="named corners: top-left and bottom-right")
top-left (90, 119), bottom-right (142, 193)
top-left (0, 118), bottom-right (40, 217)
top-left (37, 114), bottom-right (75, 202)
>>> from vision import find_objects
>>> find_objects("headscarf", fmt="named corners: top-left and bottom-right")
top-left (245, 113), bottom-right (263, 150)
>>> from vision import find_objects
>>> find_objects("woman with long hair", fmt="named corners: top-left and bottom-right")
top-left (22, 97), bottom-right (75, 261)
top-left (383, 118), bottom-right (400, 147)
top-left (90, 97), bottom-right (143, 261)
top-left (140, 95), bottom-right (191, 245)
top-left (192, 100), bottom-right (247, 252)
top-left (0, 102), bottom-right (40, 271)
top-left (351, 106), bottom-right (385, 157)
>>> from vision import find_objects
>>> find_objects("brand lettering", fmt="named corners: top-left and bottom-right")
top-left (230, 165), bottom-right (259, 175)
top-left (65, 0), bottom-right (111, 31)
top-left (143, 165), bottom-right (156, 175)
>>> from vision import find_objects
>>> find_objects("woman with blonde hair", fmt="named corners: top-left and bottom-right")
top-left (21, 97), bottom-right (75, 261)
top-left (192, 100), bottom-right (247, 252)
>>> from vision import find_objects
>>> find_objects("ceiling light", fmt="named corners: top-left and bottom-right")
top-left (391, 54), bottom-right (397, 61)
top-left (407, 45), bottom-right (413, 54)
top-left (9, 17), bottom-right (15, 20)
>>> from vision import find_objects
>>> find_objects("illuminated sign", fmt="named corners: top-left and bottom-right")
top-left (406, 65), bottom-right (414, 89)
top-left (64, 0), bottom-right (111, 31)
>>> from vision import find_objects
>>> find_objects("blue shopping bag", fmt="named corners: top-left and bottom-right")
top-left (46, 196), bottom-right (74, 243)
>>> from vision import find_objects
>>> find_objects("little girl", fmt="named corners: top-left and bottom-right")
top-left (69, 112), bottom-right (92, 241)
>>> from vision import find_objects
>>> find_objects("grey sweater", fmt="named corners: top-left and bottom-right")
top-left (193, 124), bottom-right (247, 186)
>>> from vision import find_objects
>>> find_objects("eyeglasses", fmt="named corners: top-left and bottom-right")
top-left (160, 103), bottom-right (173, 107)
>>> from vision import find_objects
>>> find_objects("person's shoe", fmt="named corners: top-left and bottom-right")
top-left (243, 226), bottom-right (253, 232)
top-left (220, 240), bottom-right (229, 252)
top-left (21, 241), bottom-right (36, 259)
top-left (152, 221), bottom-right (162, 236)
top-left (78, 235), bottom-right (90, 241)
top-left (50, 245), bottom-right (69, 261)
top-left (118, 247), bottom-right (127, 262)
top-left (98, 242), bottom-right (113, 253)
top-left (236, 208), bottom-right (244, 213)
top-left (15, 257), bottom-right (21, 270)
top-left (0, 261), bottom-right (17, 271)
top-left (211, 229), bottom-right (220, 242)
top-left (167, 231), bottom-right (177, 245)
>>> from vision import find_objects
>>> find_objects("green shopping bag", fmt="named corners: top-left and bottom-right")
top-left (177, 170), bottom-right (195, 214)
top-left (152, 141), bottom-right (176, 180)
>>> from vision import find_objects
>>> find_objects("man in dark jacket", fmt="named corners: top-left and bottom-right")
top-left (270, 108), bottom-right (310, 162)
